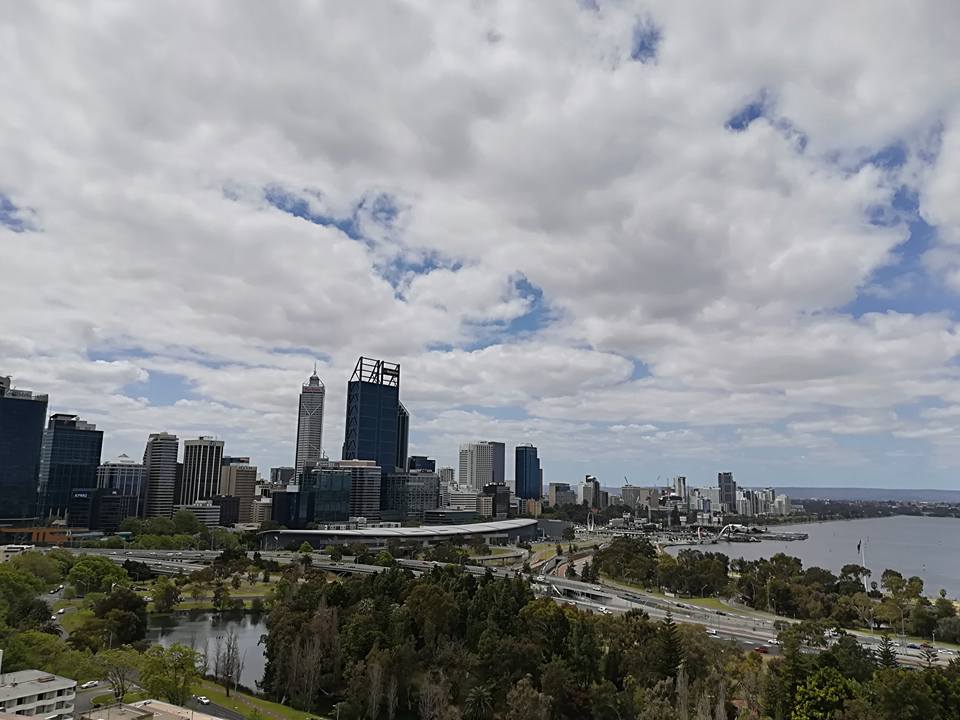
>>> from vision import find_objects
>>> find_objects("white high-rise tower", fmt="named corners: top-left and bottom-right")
top-left (295, 367), bottom-right (325, 480)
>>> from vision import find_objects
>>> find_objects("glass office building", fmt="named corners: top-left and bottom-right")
top-left (515, 444), bottom-right (542, 500)
top-left (342, 356), bottom-right (408, 472)
top-left (37, 414), bottom-right (103, 520)
top-left (0, 376), bottom-right (48, 522)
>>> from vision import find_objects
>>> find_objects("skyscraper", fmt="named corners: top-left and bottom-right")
top-left (514, 444), bottom-right (542, 500)
top-left (180, 437), bottom-right (224, 505)
top-left (220, 457), bottom-right (257, 523)
top-left (673, 475), bottom-right (687, 500)
top-left (37, 414), bottom-right (103, 520)
top-left (458, 441), bottom-right (505, 491)
top-left (342, 356), bottom-right (408, 472)
top-left (0, 375), bottom-right (48, 522)
top-left (295, 369), bottom-right (325, 480)
top-left (142, 432), bottom-right (179, 518)
top-left (718, 472), bottom-right (737, 513)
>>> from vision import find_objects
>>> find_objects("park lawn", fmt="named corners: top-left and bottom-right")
top-left (60, 608), bottom-right (95, 633)
top-left (197, 679), bottom-right (325, 720)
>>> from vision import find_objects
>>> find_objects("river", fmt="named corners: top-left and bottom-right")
top-left (667, 515), bottom-right (960, 597)
top-left (146, 612), bottom-right (267, 691)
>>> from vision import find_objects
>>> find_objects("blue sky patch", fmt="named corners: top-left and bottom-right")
top-left (126, 370), bottom-right (197, 406)
top-left (630, 17), bottom-right (661, 63)
top-left (726, 92), bottom-right (768, 132)
top-left (0, 193), bottom-right (32, 232)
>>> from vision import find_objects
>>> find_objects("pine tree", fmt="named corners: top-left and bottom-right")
top-left (877, 634), bottom-right (898, 668)
top-left (656, 612), bottom-right (683, 679)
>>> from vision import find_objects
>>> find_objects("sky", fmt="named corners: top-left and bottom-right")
top-left (3, 2), bottom-right (960, 490)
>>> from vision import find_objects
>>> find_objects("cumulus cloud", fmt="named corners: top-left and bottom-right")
top-left (2, 1), bottom-right (960, 488)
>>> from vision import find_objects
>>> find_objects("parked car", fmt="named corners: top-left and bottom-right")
top-left (79, 681), bottom-right (99, 690)
top-left (50, 615), bottom-right (57, 621)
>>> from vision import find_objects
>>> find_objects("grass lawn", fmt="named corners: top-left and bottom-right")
top-left (60, 608), bottom-right (95, 633)
top-left (197, 679), bottom-right (325, 720)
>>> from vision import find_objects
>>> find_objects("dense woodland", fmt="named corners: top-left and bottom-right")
top-left (261, 562), bottom-right (960, 719)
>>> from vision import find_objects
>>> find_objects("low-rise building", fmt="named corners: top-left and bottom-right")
top-left (0, 670), bottom-right (76, 720)
top-left (172, 500), bottom-right (221, 527)
top-left (0, 544), bottom-right (35, 562)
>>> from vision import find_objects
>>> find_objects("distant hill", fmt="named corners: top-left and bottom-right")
top-left (776, 487), bottom-right (960, 503)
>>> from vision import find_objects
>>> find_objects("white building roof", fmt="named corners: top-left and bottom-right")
top-left (0, 670), bottom-right (75, 702)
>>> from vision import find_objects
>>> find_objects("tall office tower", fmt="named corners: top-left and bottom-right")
top-left (142, 433), bottom-right (179, 518)
top-left (458, 441), bottom-right (505, 491)
top-left (97, 454), bottom-right (145, 510)
top-left (718, 472), bottom-right (737, 513)
top-left (438, 467), bottom-right (454, 486)
top-left (342, 357), bottom-right (407, 472)
top-left (459, 442), bottom-right (491, 490)
top-left (37, 414), bottom-right (103, 520)
top-left (408, 455), bottom-right (436, 472)
top-left (0, 375), bottom-right (48, 522)
top-left (489, 442), bottom-right (505, 486)
top-left (514, 444), bottom-right (542, 500)
top-left (220, 457), bottom-right (257, 523)
top-left (270, 467), bottom-right (295, 485)
top-left (180, 437), bottom-right (224, 505)
top-left (673, 475), bottom-right (687, 500)
top-left (295, 369), bottom-right (325, 481)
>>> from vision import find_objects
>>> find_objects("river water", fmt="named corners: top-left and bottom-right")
top-left (667, 515), bottom-right (960, 597)
top-left (146, 612), bottom-right (267, 691)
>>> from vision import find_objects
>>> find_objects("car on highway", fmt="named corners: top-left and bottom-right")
top-left (753, 646), bottom-right (769, 654)
top-left (767, 639), bottom-right (780, 646)
top-left (50, 615), bottom-right (57, 621)
top-left (536, 575), bottom-right (546, 582)
top-left (194, 696), bottom-right (210, 705)
top-left (79, 681), bottom-right (99, 689)
top-left (49, 589), bottom-right (58, 594)
top-left (57, 608), bottom-right (66, 615)
top-left (706, 628), bottom-right (718, 636)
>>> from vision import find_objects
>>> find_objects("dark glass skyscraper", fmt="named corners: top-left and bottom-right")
top-left (342, 357), bottom-right (408, 472)
top-left (0, 376), bottom-right (48, 522)
top-left (515, 444), bottom-right (542, 500)
top-left (37, 413), bottom-right (103, 520)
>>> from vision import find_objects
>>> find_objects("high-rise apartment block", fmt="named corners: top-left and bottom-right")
top-left (142, 432), bottom-right (179, 518)
top-left (718, 472), bottom-right (737, 513)
top-left (220, 457), bottom-right (257, 523)
top-left (342, 357), bottom-right (408, 472)
top-left (673, 475), bottom-right (687, 500)
top-left (438, 466), bottom-right (455, 486)
top-left (514, 444), bottom-right (542, 500)
top-left (179, 437), bottom-right (224, 505)
top-left (37, 414), bottom-right (103, 520)
top-left (295, 370), bottom-right (325, 480)
top-left (0, 375), bottom-right (48, 522)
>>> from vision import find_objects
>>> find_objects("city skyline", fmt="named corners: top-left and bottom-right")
top-left (4, 5), bottom-right (960, 489)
